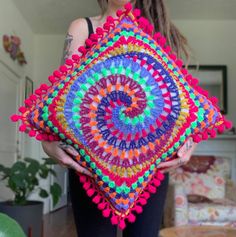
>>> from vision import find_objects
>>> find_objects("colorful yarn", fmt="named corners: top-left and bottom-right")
top-left (11, 3), bottom-right (232, 229)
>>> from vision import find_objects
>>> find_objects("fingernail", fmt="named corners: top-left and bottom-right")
top-left (72, 151), bottom-right (79, 156)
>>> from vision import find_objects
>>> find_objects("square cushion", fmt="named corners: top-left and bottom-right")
top-left (11, 3), bottom-right (232, 229)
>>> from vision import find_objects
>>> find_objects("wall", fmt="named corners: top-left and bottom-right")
top-left (0, 0), bottom-right (34, 78)
top-left (34, 34), bottom-right (65, 87)
top-left (174, 20), bottom-right (236, 124)
top-left (0, 0), bottom-right (35, 201)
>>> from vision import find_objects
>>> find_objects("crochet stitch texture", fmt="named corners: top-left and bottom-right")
top-left (11, 3), bottom-right (232, 229)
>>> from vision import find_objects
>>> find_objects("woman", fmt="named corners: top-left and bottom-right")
top-left (42, 1), bottom-right (197, 236)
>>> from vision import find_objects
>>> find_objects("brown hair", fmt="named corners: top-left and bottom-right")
top-left (97, 0), bottom-right (191, 61)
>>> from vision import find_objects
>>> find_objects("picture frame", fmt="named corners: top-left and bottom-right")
top-left (187, 65), bottom-right (227, 114)
top-left (25, 76), bottom-right (33, 99)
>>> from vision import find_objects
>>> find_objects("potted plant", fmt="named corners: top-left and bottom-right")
top-left (0, 157), bottom-right (62, 237)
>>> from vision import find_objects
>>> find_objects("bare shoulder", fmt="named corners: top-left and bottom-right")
top-left (67, 18), bottom-right (88, 38)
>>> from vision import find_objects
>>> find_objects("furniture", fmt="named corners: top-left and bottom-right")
top-left (164, 155), bottom-right (236, 227)
top-left (160, 225), bottom-right (236, 237)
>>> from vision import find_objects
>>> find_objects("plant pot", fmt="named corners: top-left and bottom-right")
top-left (0, 200), bottom-right (43, 237)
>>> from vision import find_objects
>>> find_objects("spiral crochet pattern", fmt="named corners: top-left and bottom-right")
top-left (11, 3), bottom-right (232, 229)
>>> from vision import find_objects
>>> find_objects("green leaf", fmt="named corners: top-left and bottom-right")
top-left (48, 168), bottom-right (57, 177)
top-left (42, 157), bottom-right (57, 165)
top-left (39, 188), bottom-right (49, 198)
top-left (50, 183), bottom-right (62, 207)
top-left (39, 164), bottom-right (49, 178)
top-left (0, 213), bottom-right (26, 237)
top-left (27, 162), bottom-right (40, 176)
top-left (11, 161), bottom-right (26, 174)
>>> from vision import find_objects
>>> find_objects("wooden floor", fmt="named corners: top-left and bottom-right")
top-left (43, 205), bottom-right (123, 237)
top-left (43, 205), bottom-right (77, 237)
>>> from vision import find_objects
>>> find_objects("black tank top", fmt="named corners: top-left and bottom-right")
top-left (84, 17), bottom-right (94, 38)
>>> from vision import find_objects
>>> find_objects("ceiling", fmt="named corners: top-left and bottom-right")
top-left (11, 0), bottom-right (236, 34)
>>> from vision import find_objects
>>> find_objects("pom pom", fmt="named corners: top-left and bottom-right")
top-left (65, 58), bottom-right (73, 65)
top-left (24, 99), bottom-right (32, 107)
top-left (157, 171), bottom-right (164, 181)
top-left (102, 208), bottom-right (111, 218)
top-left (118, 219), bottom-right (126, 230)
top-left (148, 185), bottom-right (156, 193)
top-left (53, 70), bottom-right (62, 78)
top-left (134, 205), bottom-right (143, 214)
top-left (85, 38), bottom-right (94, 47)
top-left (202, 131), bottom-right (209, 140)
top-left (175, 59), bottom-right (183, 68)
top-left (98, 202), bottom-right (106, 210)
top-left (116, 9), bottom-right (123, 17)
top-left (111, 215), bottom-right (119, 225)
top-left (124, 2), bottom-right (132, 12)
top-left (83, 181), bottom-right (90, 190)
top-left (78, 46), bottom-right (87, 55)
top-left (59, 65), bottom-right (68, 73)
top-left (142, 191), bottom-right (150, 199)
top-left (48, 75), bottom-right (57, 84)
top-left (139, 198), bottom-right (147, 205)
top-left (106, 16), bottom-right (114, 23)
top-left (133, 8), bottom-right (141, 18)
top-left (128, 213), bottom-right (136, 223)
top-left (90, 33), bottom-right (99, 41)
top-left (79, 175), bottom-right (87, 183)
top-left (191, 77), bottom-right (199, 86)
top-left (210, 96), bottom-right (218, 104)
top-left (29, 130), bottom-right (36, 137)
top-left (87, 188), bottom-right (95, 197)
top-left (10, 114), bottom-right (21, 122)
top-left (193, 134), bottom-right (202, 142)
top-left (153, 32), bottom-right (161, 41)
top-left (153, 178), bottom-right (161, 187)
top-left (181, 68), bottom-right (188, 75)
top-left (36, 134), bottom-right (43, 141)
top-left (224, 119), bottom-right (233, 129)
top-left (217, 125), bottom-right (225, 134)
top-left (96, 27), bottom-right (104, 36)
top-left (18, 106), bottom-right (27, 113)
top-left (35, 88), bottom-right (42, 96)
top-left (40, 84), bottom-right (49, 91)
top-left (71, 55), bottom-right (80, 62)
top-left (158, 36), bottom-right (166, 46)
top-left (169, 53), bottom-right (177, 61)
top-left (103, 22), bottom-right (111, 31)
top-left (92, 195), bottom-right (101, 204)
top-left (209, 129), bottom-right (217, 138)
top-left (164, 45), bottom-right (171, 54)
top-left (19, 124), bottom-right (27, 132)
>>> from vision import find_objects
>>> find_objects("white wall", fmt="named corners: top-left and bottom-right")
top-left (0, 0), bottom-right (34, 78)
top-left (0, 0), bottom-right (35, 201)
top-left (34, 34), bottom-right (65, 87)
top-left (174, 19), bottom-right (236, 124)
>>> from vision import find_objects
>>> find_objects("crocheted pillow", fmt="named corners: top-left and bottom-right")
top-left (11, 3), bottom-right (232, 229)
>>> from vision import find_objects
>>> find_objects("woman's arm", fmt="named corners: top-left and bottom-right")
top-left (61, 18), bottom-right (89, 64)
top-left (42, 18), bottom-right (92, 177)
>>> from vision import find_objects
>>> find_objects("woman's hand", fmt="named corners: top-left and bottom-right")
top-left (41, 141), bottom-right (93, 177)
top-left (157, 137), bottom-right (197, 173)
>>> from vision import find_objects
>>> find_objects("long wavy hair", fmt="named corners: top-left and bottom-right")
top-left (97, 0), bottom-right (191, 61)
